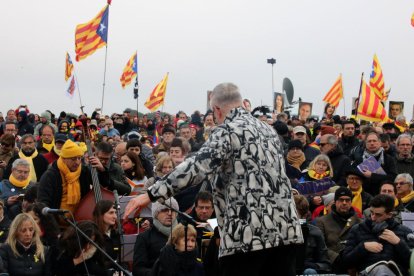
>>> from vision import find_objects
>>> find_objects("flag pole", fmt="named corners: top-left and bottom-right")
top-left (100, 46), bottom-right (109, 114)
top-left (74, 73), bottom-right (85, 113)
top-left (340, 73), bottom-right (345, 117)
top-left (355, 72), bottom-right (364, 118)
top-left (134, 75), bottom-right (139, 116)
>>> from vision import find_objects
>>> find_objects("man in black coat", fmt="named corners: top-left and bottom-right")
top-left (341, 194), bottom-right (414, 275)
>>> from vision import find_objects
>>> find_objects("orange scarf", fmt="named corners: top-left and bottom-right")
top-left (307, 169), bottom-right (330, 180)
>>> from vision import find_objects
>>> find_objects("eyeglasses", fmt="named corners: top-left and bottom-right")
top-left (347, 176), bottom-right (362, 182)
top-left (394, 181), bottom-right (410, 186)
top-left (319, 143), bottom-right (327, 147)
top-left (68, 156), bottom-right (82, 162)
top-left (336, 198), bottom-right (352, 203)
top-left (15, 169), bottom-right (30, 175)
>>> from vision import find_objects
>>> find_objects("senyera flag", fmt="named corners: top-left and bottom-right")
top-left (144, 73), bottom-right (169, 112)
top-left (75, 5), bottom-right (109, 62)
top-left (357, 80), bottom-right (389, 122)
top-left (65, 52), bottom-right (74, 81)
top-left (322, 74), bottom-right (343, 108)
top-left (369, 54), bottom-right (386, 101)
top-left (120, 52), bottom-right (138, 88)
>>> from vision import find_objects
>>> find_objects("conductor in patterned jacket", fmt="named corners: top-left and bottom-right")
top-left (124, 82), bottom-right (304, 276)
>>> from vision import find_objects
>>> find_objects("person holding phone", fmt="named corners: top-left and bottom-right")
top-left (0, 159), bottom-right (35, 219)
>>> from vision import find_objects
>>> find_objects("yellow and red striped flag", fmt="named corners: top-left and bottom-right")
top-left (120, 52), bottom-right (138, 88)
top-left (75, 5), bottom-right (109, 62)
top-left (65, 52), bottom-right (74, 81)
top-left (369, 54), bottom-right (385, 101)
top-left (322, 74), bottom-right (343, 107)
top-left (144, 73), bottom-right (169, 112)
top-left (357, 80), bottom-right (389, 122)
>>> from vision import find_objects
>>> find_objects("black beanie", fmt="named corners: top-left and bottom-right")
top-left (334, 187), bottom-right (353, 201)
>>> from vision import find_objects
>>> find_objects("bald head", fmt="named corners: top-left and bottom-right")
top-left (114, 142), bottom-right (127, 164)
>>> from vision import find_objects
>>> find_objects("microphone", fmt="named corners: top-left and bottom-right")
top-left (41, 207), bottom-right (69, 216)
top-left (407, 233), bottom-right (414, 241)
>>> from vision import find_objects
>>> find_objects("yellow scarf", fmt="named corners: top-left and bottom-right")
top-left (394, 198), bottom-right (399, 208)
top-left (42, 139), bottom-right (55, 153)
top-left (9, 174), bottom-right (30, 188)
top-left (57, 157), bottom-right (81, 206)
top-left (307, 169), bottom-right (330, 180)
top-left (350, 185), bottom-right (363, 211)
top-left (18, 150), bottom-right (38, 182)
top-left (401, 191), bottom-right (414, 204)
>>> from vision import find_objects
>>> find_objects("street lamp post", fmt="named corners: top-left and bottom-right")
top-left (267, 58), bottom-right (276, 93)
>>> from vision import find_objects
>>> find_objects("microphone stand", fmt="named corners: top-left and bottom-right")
top-left (162, 201), bottom-right (198, 253)
top-left (63, 215), bottom-right (132, 276)
top-left (113, 190), bottom-right (125, 266)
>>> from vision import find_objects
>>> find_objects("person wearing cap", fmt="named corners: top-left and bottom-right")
top-left (395, 134), bottom-right (414, 176)
top-left (345, 167), bottom-right (373, 212)
top-left (33, 111), bottom-right (58, 139)
top-left (0, 159), bottom-right (36, 219)
top-left (16, 110), bottom-right (34, 137)
top-left (43, 133), bottom-right (68, 164)
top-left (4, 134), bottom-right (49, 183)
top-left (57, 120), bottom-right (74, 141)
top-left (315, 187), bottom-right (362, 273)
top-left (312, 192), bottom-right (335, 220)
top-left (350, 131), bottom-right (397, 196)
top-left (293, 125), bottom-right (320, 164)
top-left (125, 83), bottom-right (303, 276)
top-left (285, 139), bottom-right (308, 185)
top-left (341, 194), bottom-right (414, 275)
top-left (319, 134), bottom-right (351, 184)
top-left (133, 198), bottom-right (179, 276)
top-left (37, 139), bottom-right (111, 214)
top-left (152, 124), bottom-right (176, 158)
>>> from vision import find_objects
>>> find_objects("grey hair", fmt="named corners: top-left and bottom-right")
top-left (395, 173), bottom-right (413, 185)
top-left (325, 134), bottom-right (338, 146)
top-left (12, 159), bottom-right (30, 170)
top-left (210, 83), bottom-right (243, 109)
top-left (20, 134), bottom-right (36, 143)
top-left (396, 134), bottom-right (412, 146)
top-left (396, 114), bottom-right (406, 122)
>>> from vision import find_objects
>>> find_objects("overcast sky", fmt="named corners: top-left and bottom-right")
top-left (1, 0), bottom-right (413, 119)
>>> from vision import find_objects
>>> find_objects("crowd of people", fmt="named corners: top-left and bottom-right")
top-left (0, 85), bottom-right (414, 275)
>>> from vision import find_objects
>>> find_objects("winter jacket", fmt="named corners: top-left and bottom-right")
top-left (4, 152), bottom-right (49, 182)
top-left (338, 135), bottom-right (359, 157)
top-left (0, 242), bottom-right (51, 276)
top-left (133, 226), bottom-right (169, 276)
top-left (147, 107), bottom-right (303, 258)
top-left (327, 147), bottom-right (351, 185)
top-left (395, 154), bottom-right (414, 177)
top-left (37, 161), bottom-right (112, 209)
top-left (341, 218), bottom-right (414, 275)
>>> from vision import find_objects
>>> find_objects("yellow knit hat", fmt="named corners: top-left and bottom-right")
top-left (60, 140), bottom-right (84, 158)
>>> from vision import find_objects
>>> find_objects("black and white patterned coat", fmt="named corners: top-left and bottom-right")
top-left (148, 107), bottom-right (303, 257)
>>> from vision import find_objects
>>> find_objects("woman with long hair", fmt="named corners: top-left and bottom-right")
top-left (120, 152), bottom-right (147, 195)
top-left (323, 103), bottom-right (336, 120)
top-left (0, 213), bottom-right (51, 275)
top-left (92, 200), bottom-right (120, 269)
top-left (56, 221), bottom-right (106, 276)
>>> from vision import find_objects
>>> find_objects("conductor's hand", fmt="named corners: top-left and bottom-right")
top-left (123, 193), bottom-right (151, 220)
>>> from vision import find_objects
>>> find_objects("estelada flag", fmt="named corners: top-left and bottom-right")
top-left (369, 54), bottom-right (385, 101)
top-left (66, 76), bottom-right (76, 99)
top-left (144, 73), bottom-right (169, 112)
top-left (120, 52), bottom-right (138, 88)
top-left (65, 52), bottom-right (74, 81)
top-left (322, 74), bottom-right (343, 108)
top-left (357, 80), bottom-right (389, 122)
top-left (75, 5), bottom-right (109, 62)
top-left (411, 12), bottom-right (414, 27)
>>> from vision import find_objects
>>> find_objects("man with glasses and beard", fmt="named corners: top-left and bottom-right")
top-left (4, 134), bottom-right (48, 182)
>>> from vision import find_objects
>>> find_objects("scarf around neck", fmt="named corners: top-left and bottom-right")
top-left (153, 218), bottom-right (178, 237)
top-left (287, 152), bottom-right (306, 171)
top-left (42, 139), bottom-right (55, 153)
top-left (18, 150), bottom-right (38, 182)
top-left (363, 147), bottom-right (384, 165)
top-left (307, 169), bottom-right (330, 180)
top-left (401, 191), bottom-right (414, 204)
top-left (350, 185), bottom-right (363, 211)
top-left (9, 174), bottom-right (30, 188)
top-left (57, 157), bottom-right (81, 206)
